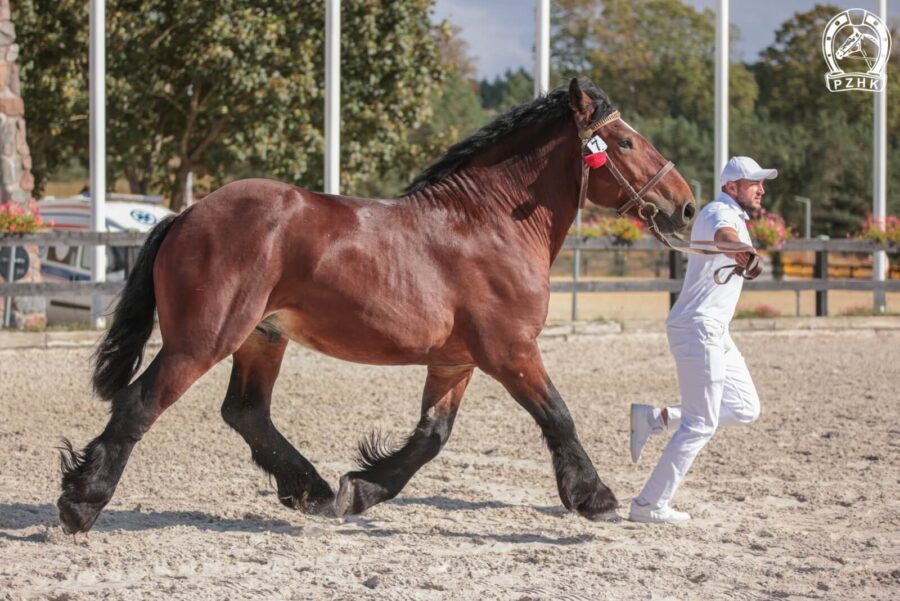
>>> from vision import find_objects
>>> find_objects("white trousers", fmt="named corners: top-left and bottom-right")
top-left (637, 320), bottom-right (760, 508)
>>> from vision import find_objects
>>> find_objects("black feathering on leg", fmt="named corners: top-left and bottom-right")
top-left (56, 437), bottom-right (120, 534)
top-left (336, 415), bottom-right (453, 516)
top-left (58, 438), bottom-right (90, 483)
top-left (58, 438), bottom-right (109, 499)
top-left (354, 429), bottom-right (413, 472)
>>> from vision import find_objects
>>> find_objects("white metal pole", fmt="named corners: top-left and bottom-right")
top-left (90, 0), bottom-right (107, 329)
top-left (325, 0), bottom-right (340, 194)
top-left (185, 170), bottom-right (194, 206)
top-left (873, 0), bottom-right (887, 312)
top-left (714, 0), bottom-right (729, 192)
top-left (534, 0), bottom-right (550, 97)
top-left (794, 196), bottom-right (812, 239)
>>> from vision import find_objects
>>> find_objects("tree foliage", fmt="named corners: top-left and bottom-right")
top-left (548, 0), bottom-right (898, 236)
top-left (751, 4), bottom-right (900, 235)
top-left (480, 68), bottom-right (534, 114)
top-left (551, 0), bottom-right (758, 126)
top-left (354, 20), bottom-right (489, 197)
top-left (13, 1), bottom-right (898, 235)
top-left (13, 0), bottom-right (88, 197)
top-left (16, 0), bottom-right (446, 209)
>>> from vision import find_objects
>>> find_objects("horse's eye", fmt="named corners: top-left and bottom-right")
top-left (618, 138), bottom-right (634, 149)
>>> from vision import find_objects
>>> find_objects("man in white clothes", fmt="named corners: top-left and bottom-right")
top-left (628, 156), bottom-right (777, 524)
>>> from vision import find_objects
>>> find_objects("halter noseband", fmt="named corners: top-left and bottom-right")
top-left (576, 110), bottom-right (675, 219)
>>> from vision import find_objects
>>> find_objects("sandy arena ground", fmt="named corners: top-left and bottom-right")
top-left (1, 326), bottom-right (899, 600)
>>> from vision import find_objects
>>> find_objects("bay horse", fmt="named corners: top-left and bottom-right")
top-left (57, 78), bottom-right (695, 534)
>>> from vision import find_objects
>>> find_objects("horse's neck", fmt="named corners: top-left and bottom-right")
top-left (537, 139), bottom-right (581, 261)
top-left (404, 126), bottom-right (580, 261)
top-left (512, 129), bottom-right (581, 261)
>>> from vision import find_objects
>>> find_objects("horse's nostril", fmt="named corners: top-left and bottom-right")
top-left (682, 202), bottom-right (696, 222)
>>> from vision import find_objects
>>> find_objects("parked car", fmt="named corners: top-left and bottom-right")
top-left (37, 195), bottom-right (174, 324)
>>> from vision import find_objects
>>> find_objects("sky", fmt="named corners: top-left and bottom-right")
top-left (432, 0), bottom-right (900, 80)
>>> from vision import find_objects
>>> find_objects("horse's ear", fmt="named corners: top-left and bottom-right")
top-left (568, 78), bottom-right (593, 124)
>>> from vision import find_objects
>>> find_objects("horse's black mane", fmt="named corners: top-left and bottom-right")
top-left (404, 78), bottom-right (614, 194)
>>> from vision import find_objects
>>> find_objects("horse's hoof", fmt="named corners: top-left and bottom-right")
top-left (332, 475), bottom-right (354, 518)
top-left (333, 474), bottom-right (388, 517)
top-left (575, 486), bottom-right (619, 520)
top-left (57, 495), bottom-right (104, 534)
top-left (277, 479), bottom-right (335, 515)
top-left (586, 509), bottom-right (621, 522)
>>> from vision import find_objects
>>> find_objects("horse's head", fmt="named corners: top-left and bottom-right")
top-left (568, 78), bottom-right (696, 234)
top-left (836, 29), bottom-right (863, 60)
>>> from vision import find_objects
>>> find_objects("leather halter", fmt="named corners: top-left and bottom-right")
top-left (575, 110), bottom-right (761, 285)
top-left (576, 110), bottom-right (674, 220)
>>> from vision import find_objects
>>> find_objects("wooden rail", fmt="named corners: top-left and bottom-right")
top-left (2, 232), bottom-right (898, 314)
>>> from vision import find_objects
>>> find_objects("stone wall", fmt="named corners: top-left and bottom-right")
top-left (0, 0), bottom-right (45, 329)
top-left (0, 0), bottom-right (32, 204)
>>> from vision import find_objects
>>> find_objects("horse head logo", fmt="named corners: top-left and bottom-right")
top-left (822, 9), bottom-right (891, 93)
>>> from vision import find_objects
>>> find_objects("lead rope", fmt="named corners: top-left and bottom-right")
top-left (643, 213), bottom-right (760, 284)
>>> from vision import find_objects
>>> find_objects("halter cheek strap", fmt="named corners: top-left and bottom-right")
top-left (576, 110), bottom-right (674, 216)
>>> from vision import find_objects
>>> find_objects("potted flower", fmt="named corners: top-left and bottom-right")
top-left (748, 209), bottom-right (793, 281)
top-left (576, 215), bottom-right (644, 245)
top-left (747, 208), bottom-right (792, 249)
top-left (857, 214), bottom-right (900, 244)
top-left (0, 201), bottom-right (47, 234)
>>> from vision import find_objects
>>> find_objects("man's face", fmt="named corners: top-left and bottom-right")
top-left (725, 179), bottom-right (765, 211)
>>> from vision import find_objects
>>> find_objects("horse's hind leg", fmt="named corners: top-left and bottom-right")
top-left (221, 327), bottom-right (334, 514)
top-left (335, 365), bottom-right (473, 516)
top-left (58, 348), bottom-right (222, 534)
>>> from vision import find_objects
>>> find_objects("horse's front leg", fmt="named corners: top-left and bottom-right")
top-left (480, 341), bottom-right (618, 519)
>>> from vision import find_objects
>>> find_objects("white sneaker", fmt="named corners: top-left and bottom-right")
top-left (628, 499), bottom-right (691, 523)
top-left (630, 403), bottom-right (658, 463)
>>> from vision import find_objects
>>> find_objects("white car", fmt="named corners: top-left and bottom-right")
top-left (37, 195), bottom-right (175, 324)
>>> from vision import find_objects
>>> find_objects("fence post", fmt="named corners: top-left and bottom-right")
top-left (814, 249), bottom-right (828, 316)
top-left (2, 245), bottom-right (15, 327)
top-left (669, 250), bottom-right (684, 308)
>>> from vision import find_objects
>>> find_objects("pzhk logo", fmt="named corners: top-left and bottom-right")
top-left (823, 9), bottom-right (891, 93)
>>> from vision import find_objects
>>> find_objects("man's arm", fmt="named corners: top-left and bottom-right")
top-left (714, 227), bottom-right (756, 268)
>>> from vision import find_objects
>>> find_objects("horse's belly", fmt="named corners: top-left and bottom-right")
top-left (272, 307), bottom-right (461, 366)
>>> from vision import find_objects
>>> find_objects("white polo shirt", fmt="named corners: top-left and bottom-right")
top-left (667, 192), bottom-right (752, 326)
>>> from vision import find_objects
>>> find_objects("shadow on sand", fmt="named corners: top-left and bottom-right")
top-left (1, 495), bottom-right (603, 547)
top-left (0, 502), bottom-right (300, 538)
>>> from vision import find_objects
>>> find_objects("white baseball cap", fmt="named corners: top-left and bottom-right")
top-left (721, 156), bottom-right (778, 184)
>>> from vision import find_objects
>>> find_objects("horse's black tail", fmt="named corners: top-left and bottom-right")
top-left (92, 214), bottom-right (178, 401)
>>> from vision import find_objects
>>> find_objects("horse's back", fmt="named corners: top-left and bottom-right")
top-left (152, 178), bottom-right (465, 365)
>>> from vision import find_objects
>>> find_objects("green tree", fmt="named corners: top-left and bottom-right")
top-left (755, 3), bottom-right (900, 132)
top-left (16, 1), bottom-right (446, 209)
top-left (480, 68), bottom-right (535, 114)
top-left (629, 114), bottom-right (713, 200)
top-left (13, 0), bottom-right (88, 197)
top-left (551, 0), bottom-right (758, 126)
top-left (753, 4), bottom-right (900, 234)
top-left (354, 19), bottom-right (489, 197)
